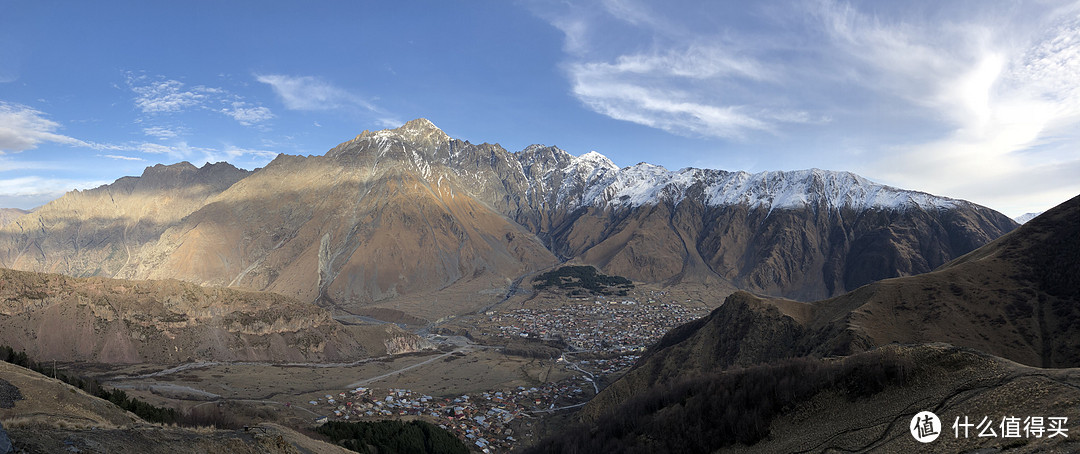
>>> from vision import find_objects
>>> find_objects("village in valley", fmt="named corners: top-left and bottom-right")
top-left (307, 286), bottom-right (712, 453)
top-left (84, 273), bottom-right (720, 454)
top-left (481, 297), bottom-right (705, 352)
top-left (307, 378), bottom-right (588, 453)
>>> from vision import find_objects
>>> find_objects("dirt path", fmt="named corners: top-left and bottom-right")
top-left (106, 356), bottom-right (402, 382)
top-left (345, 351), bottom-right (456, 388)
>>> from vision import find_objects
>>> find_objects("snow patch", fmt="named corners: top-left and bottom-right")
top-left (1014, 212), bottom-right (1043, 224)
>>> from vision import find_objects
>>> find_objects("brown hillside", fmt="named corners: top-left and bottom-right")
top-left (0, 162), bottom-right (249, 278)
top-left (0, 209), bottom-right (28, 228)
top-left (0, 361), bottom-right (351, 453)
top-left (537, 194), bottom-right (1015, 300)
top-left (819, 193), bottom-right (1080, 367)
top-left (122, 122), bottom-right (558, 319)
top-left (0, 268), bottom-right (369, 364)
top-left (537, 344), bottom-right (1080, 453)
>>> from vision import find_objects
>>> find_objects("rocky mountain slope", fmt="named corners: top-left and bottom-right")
top-left (0, 268), bottom-right (374, 364)
top-left (0, 119), bottom-right (1017, 319)
top-left (585, 193), bottom-right (1079, 420)
top-left (508, 152), bottom-right (1014, 300)
top-left (341, 119), bottom-right (1016, 300)
top-left (0, 162), bottom-right (249, 278)
top-left (0, 209), bottom-right (27, 229)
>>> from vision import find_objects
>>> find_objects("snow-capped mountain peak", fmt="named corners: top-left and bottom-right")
top-left (550, 163), bottom-right (963, 212)
top-left (573, 151), bottom-right (618, 171)
top-left (1014, 212), bottom-right (1044, 224)
top-left (338, 120), bottom-right (971, 215)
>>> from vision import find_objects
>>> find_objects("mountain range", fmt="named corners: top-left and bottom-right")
top-left (0, 119), bottom-right (1017, 321)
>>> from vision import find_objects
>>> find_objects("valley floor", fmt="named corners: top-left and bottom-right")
top-left (64, 284), bottom-right (718, 452)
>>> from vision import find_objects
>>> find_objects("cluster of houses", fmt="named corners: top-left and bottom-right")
top-left (572, 354), bottom-right (642, 375)
top-left (484, 298), bottom-right (706, 352)
top-left (311, 373), bottom-right (595, 453)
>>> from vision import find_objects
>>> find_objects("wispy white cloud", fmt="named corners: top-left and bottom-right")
top-left (212, 146), bottom-right (279, 163)
top-left (127, 73), bottom-right (274, 127)
top-left (128, 77), bottom-right (213, 113)
top-left (0, 101), bottom-right (138, 155)
top-left (569, 73), bottom-right (770, 139)
top-left (138, 142), bottom-right (176, 155)
top-left (100, 154), bottom-right (145, 161)
top-left (222, 102), bottom-right (274, 126)
top-left (137, 141), bottom-right (277, 167)
top-left (566, 45), bottom-right (801, 139)
top-left (0, 101), bottom-right (87, 152)
top-left (256, 74), bottom-right (400, 126)
top-left (137, 141), bottom-right (213, 161)
top-left (812, 1), bottom-right (1080, 215)
top-left (535, 0), bottom-right (815, 140)
top-left (142, 126), bottom-right (181, 140)
top-left (600, 0), bottom-right (671, 31)
top-left (256, 74), bottom-right (371, 110)
top-left (0, 176), bottom-right (110, 197)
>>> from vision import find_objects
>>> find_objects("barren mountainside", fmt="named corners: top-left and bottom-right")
top-left (0, 162), bottom-right (250, 278)
top-left (0, 209), bottom-right (28, 228)
top-left (0, 119), bottom-right (1017, 319)
top-left (0, 268), bottom-right (370, 364)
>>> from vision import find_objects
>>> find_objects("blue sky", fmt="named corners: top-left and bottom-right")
top-left (1, 1), bottom-right (1078, 217)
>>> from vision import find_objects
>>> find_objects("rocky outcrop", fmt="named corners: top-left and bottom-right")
top-left (383, 331), bottom-right (435, 355)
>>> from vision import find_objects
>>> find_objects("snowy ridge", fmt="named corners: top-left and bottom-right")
top-left (699, 168), bottom-right (963, 211)
top-left (515, 148), bottom-right (963, 212)
top-left (352, 120), bottom-right (967, 213)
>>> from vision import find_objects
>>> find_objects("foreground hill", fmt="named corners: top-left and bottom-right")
top-left (0, 268), bottom-right (383, 364)
top-left (0, 360), bottom-right (352, 453)
top-left (531, 344), bottom-right (1080, 453)
top-left (0, 119), bottom-right (1016, 320)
